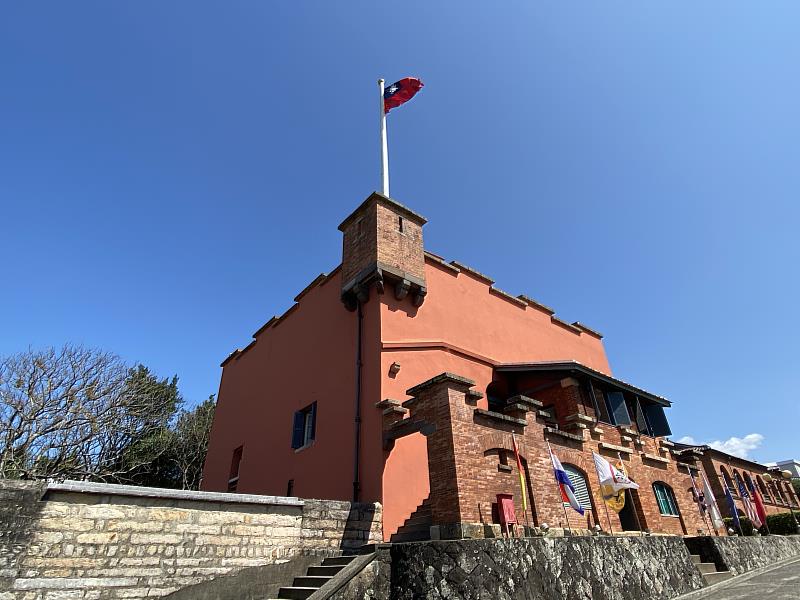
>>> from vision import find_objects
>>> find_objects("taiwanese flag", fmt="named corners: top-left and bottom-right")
top-left (383, 77), bottom-right (424, 114)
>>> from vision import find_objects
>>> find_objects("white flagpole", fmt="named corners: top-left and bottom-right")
top-left (378, 78), bottom-right (389, 197)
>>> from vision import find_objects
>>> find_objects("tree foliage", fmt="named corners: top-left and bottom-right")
top-left (0, 345), bottom-right (214, 489)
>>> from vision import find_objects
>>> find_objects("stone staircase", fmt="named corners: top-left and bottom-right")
top-left (271, 555), bottom-right (357, 599)
top-left (689, 553), bottom-right (734, 586)
top-left (390, 497), bottom-right (432, 543)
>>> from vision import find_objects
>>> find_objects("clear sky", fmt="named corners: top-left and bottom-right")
top-left (1, 2), bottom-right (798, 463)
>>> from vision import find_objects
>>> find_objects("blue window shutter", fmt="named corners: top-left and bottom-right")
top-left (634, 397), bottom-right (650, 434)
top-left (643, 404), bottom-right (672, 437)
top-left (606, 392), bottom-right (632, 426)
top-left (309, 402), bottom-right (317, 441)
top-left (291, 411), bottom-right (305, 449)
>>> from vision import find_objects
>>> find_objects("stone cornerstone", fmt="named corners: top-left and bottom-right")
top-left (0, 479), bottom-right (381, 600)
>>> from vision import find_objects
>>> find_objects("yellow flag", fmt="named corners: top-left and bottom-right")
top-left (602, 483), bottom-right (626, 513)
top-left (512, 434), bottom-right (528, 513)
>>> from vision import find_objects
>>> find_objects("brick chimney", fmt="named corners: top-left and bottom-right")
top-left (338, 192), bottom-right (427, 310)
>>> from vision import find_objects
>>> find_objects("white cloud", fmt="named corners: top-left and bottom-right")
top-left (708, 434), bottom-right (764, 459)
top-left (675, 433), bottom-right (765, 459)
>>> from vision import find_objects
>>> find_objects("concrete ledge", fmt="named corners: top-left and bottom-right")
top-left (406, 372), bottom-right (476, 396)
top-left (46, 480), bottom-right (305, 507)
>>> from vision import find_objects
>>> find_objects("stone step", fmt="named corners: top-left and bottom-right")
top-left (703, 571), bottom-right (734, 586)
top-left (277, 587), bottom-right (317, 600)
top-left (293, 575), bottom-right (333, 588)
top-left (690, 554), bottom-right (702, 564)
top-left (403, 516), bottom-right (433, 528)
top-left (697, 563), bottom-right (717, 575)
top-left (393, 523), bottom-right (430, 536)
top-left (391, 528), bottom-right (431, 543)
top-left (307, 565), bottom-right (345, 577)
top-left (322, 555), bottom-right (356, 567)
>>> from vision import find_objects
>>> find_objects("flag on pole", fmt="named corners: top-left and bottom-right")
top-left (746, 477), bottom-right (769, 527)
top-left (511, 434), bottom-right (528, 514)
top-left (383, 77), bottom-right (424, 114)
top-left (722, 473), bottom-right (742, 534)
top-left (701, 471), bottom-right (725, 530)
top-left (735, 472), bottom-right (762, 528)
top-left (592, 452), bottom-right (638, 513)
top-left (688, 469), bottom-right (707, 518)
top-left (550, 450), bottom-right (584, 516)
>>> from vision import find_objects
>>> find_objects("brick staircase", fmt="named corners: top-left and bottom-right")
top-left (390, 496), bottom-right (432, 543)
top-left (689, 553), bottom-right (734, 586)
top-left (270, 555), bottom-right (357, 600)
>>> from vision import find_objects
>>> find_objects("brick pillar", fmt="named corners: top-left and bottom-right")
top-left (404, 372), bottom-right (478, 538)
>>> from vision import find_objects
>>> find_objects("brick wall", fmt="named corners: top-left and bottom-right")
top-left (0, 480), bottom-right (381, 600)
top-left (339, 193), bottom-right (426, 290)
top-left (397, 372), bottom-right (706, 538)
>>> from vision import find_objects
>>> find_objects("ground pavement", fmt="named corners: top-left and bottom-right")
top-left (695, 556), bottom-right (800, 600)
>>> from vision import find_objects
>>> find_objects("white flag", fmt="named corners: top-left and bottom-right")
top-left (701, 471), bottom-right (725, 530)
top-left (592, 452), bottom-right (639, 492)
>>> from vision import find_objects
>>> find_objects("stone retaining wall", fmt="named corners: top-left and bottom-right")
top-left (0, 479), bottom-right (381, 600)
top-left (684, 534), bottom-right (800, 576)
top-left (323, 536), bottom-right (706, 600)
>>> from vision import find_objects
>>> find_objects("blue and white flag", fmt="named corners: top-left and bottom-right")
top-left (551, 450), bottom-right (584, 515)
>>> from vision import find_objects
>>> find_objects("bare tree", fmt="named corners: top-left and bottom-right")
top-left (0, 345), bottom-right (179, 482)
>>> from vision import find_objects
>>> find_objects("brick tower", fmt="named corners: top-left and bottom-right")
top-left (338, 192), bottom-right (427, 310)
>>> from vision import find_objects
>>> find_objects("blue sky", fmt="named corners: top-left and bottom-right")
top-left (1, 2), bottom-right (798, 463)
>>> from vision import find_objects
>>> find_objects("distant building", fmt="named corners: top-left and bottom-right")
top-left (202, 193), bottom-right (747, 540)
top-left (674, 444), bottom-right (800, 520)
top-left (766, 459), bottom-right (800, 479)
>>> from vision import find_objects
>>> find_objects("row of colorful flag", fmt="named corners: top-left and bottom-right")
top-left (510, 434), bottom-right (768, 535)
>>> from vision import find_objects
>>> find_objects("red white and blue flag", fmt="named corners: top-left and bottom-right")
top-left (383, 77), bottom-right (424, 114)
top-left (551, 450), bottom-right (584, 516)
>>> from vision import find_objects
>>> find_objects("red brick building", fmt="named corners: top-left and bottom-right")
top-left (673, 443), bottom-right (800, 525)
top-left (202, 193), bottom-right (722, 541)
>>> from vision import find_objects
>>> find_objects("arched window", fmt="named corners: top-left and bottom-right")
top-left (653, 482), bottom-right (680, 516)
top-left (563, 464), bottom-right (593, 512)
top-left (773, 482), bottom-right (787, 504)
top-left (720, 467), bottom-right (736, 496)
top-left (732, 470), bottom-right (744, 496)
top-left (743, 473), bottom-right (756, 497)
top-left (757, 476), bottom-right (771, 501)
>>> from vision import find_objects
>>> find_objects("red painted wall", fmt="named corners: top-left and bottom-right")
top-left (202, 271), bottom-right (385, 505)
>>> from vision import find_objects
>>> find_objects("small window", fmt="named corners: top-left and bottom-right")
top-left (286, 479), bottom-right (294, 497)
top-left (291, 402), bottom-right (317, 449)
top-left (356, 218), bottom-right (364, 238)
top-left (398, 216), bottom-right (404, 233)
top-left (653, 482), bottom-right (680, 516)
top-left (228, 445), bottom-right (243, 492)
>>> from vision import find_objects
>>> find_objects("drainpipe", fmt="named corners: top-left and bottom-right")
top-left (352, 300), bottom-right (363, 502)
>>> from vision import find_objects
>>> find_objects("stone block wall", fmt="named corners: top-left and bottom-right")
top-left (0, 479), bottom-right (381, 600)
top-left (325, 536), bottom-right (706, 600)
top-left (685, 534), bottom-right (800, 576)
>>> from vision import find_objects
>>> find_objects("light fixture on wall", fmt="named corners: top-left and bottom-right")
top-left (389, 362), bottom-right (401, 376)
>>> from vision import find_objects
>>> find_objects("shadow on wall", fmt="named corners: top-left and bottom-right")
top-left (340, 503), bottom-right (377, 551)
top-left (0, 479), bottom-right (48, 593)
